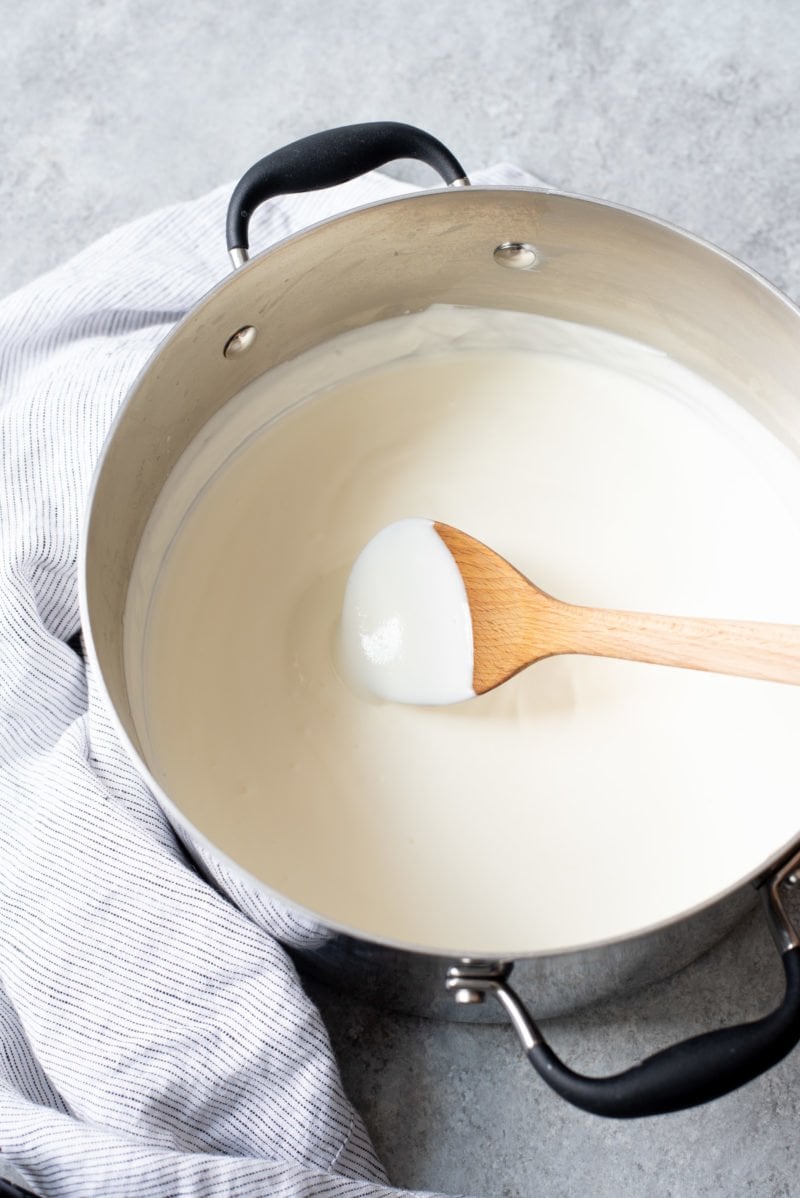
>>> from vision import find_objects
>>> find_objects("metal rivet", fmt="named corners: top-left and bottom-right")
top-left (453, 987), bottom-right (485, 1005)
top-left (224, 325), bottom-right (257, 358)
top-left (787, 873), bottom-right (799, 887)
top-left (493, 242), bottom-right (538, 270)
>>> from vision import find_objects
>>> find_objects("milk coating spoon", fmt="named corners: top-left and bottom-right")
top-left (338, 517), bottom-right (800, 705)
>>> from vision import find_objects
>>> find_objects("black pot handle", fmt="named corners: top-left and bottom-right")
top-left (447, 852), bottom-right (800, 1118)
top-left (225, 122), bottom-right (469, 266)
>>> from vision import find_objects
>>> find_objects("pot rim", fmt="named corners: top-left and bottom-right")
top-left (79, 180), bottom-right (800, 962)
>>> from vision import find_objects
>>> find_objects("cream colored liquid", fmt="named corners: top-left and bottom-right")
top-left (126, 308), bottom-right (800, 955)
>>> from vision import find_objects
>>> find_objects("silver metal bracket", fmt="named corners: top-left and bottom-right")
top-left (762, 846), bottom-right (800, 954)
top-left (445, 959), bottom-right (509, 1004)
top-left (445, 960), bottom-right (542, 1051)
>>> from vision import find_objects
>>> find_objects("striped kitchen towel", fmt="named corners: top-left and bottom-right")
top-left (0, 162), bottom-right (535, 1198)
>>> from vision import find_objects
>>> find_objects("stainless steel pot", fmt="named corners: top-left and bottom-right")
top-left (80, 123), bottom-right (800, 1118)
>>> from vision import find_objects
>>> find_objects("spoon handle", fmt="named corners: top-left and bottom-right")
top-left (561, 604), bottom-right (800, 686)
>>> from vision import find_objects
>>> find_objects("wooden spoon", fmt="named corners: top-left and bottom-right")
top-left (435, 521), bottom-right (800, 697)
top-left (338, 518), bottom-right (800, 706)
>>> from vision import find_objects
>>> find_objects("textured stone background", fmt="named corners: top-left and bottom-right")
top-left (4, 2), bottom-right (800, 1194)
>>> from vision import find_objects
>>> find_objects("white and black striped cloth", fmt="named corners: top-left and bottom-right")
top-left (0, 163), bottom-right (535, 1198)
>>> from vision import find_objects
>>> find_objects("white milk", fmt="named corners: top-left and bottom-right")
top-left (125, 308), bottom-right (800, 955)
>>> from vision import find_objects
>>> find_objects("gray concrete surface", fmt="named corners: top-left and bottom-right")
top-left (3, 1), bottom-right (800, 1194)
